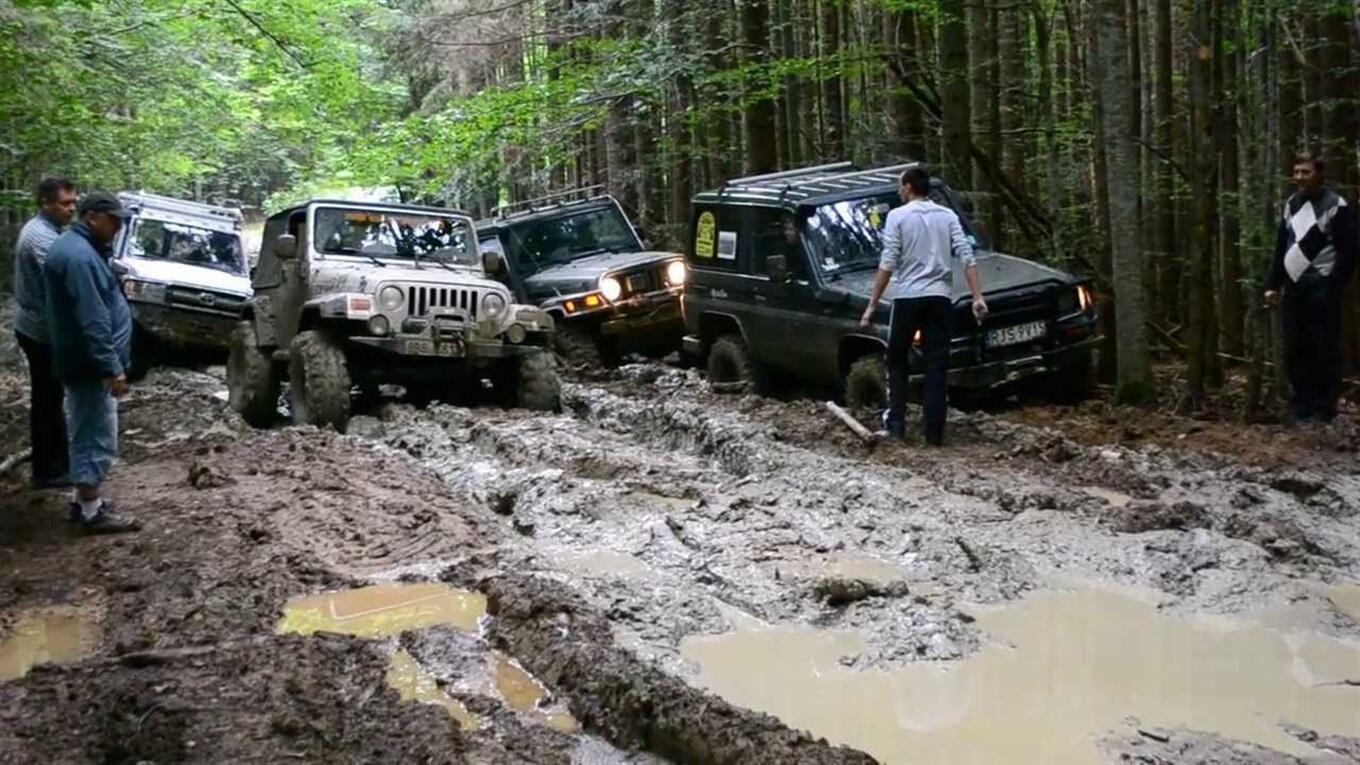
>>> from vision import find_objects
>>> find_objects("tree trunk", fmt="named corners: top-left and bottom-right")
top-left (1218, 0), bottom-right (1243, 357)
top-left (820, 0), bottom-right (845, 158)
top-left (706, 0), bottom-right (734, 183)
top-left (1097, 0), bottom-right (1153, 401)
top-left (1152, 0), bottom-right (1178, 325)
top-left (883, 9), bottom-right (926, 160)
top-left (998, 0), bottom-right (1026, 250)
top-left (969, 0), bottom-right (998, 241)
top-left (741, 0), bottom-right (778, 174)
top-left (1186, 0), bottom-right (1220, 405)
top-left (938, 4), bottom-right (972, 185)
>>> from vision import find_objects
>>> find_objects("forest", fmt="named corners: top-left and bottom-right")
top-left (1, 0), bottom-right (1357, 408)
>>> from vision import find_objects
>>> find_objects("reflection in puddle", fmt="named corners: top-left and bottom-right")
top-left (1330, 585), bottom-right (1360, 623)
top-left (681, 585), bottom-right (1360, 764)
top-left (494, 653), bottom-right (580, 733)
top-left (387, 650), bottom-right (480, 731)
top-left (276, 583), bottom-right (486, 637)
top-left (0, 607), bottom-right (100, 681)
top-left (1081, 486), bottom-right (1134, 508)
top-left (555, 550), bottom-right (657, 582)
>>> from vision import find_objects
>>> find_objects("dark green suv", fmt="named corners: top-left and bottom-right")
top-left (680, 162), bottom-right (1101, 406)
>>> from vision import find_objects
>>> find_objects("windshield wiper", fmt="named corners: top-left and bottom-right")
top-left (335, 246), bottom-right (387, 268)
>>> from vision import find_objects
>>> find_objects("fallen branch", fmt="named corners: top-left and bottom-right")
top-left (709, 381), bottom-right (748, 395)
top-left (0, 448), bottom-right (33, 476)
top-left (825, 401), bottom-right (877, 445)
top-left (954, 536), bottom-right (984, 572)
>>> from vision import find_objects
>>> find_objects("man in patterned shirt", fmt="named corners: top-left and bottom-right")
top-left (12, 177), bottom-right (78, 488)
top-left (1265, 153), bottom-right (1358, 424)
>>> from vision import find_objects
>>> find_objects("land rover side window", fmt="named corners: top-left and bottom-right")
top-left (749, 208), bottom-right (808, 281)
top-left (506, 205), bottom-right (640, 270)
top-left (127, 218), bottom-right (247, 275)
top-left (804, 192), bottom-right (897, 276)
top-left (690, 205), bottom-right (748, 272)
top-left (312, 207), bottom-right (477, 266)
top-left (928, 180), bottom-right (983, 247)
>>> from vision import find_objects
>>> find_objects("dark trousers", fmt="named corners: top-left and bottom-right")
top-left (1282, 278), bottom-right (1343, 421)
top-left (15, 331), bottom-right (69, 483)
top-left (886, 296), bottom-right (952, 442)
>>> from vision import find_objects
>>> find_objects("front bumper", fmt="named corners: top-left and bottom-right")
top-left (130, 302), bottom-right (238, 350)
top-left (933, 336), bottom-right (1102, 389)
top-left (597, 292), bottom-right (684, 338)
top-left (349, 334), bottom-right (542, 359)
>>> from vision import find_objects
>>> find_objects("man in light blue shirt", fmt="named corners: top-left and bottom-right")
top-left (12, 177), bottom-right (77, 488)
top-left (860, 167), bottom-right (987, 445)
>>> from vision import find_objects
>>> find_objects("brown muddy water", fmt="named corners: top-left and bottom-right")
top-left (0, 607), bottom-right (99, 681)
top-left (276, 582), bottom-right (486, 637)
top-left (1332, 584), bottom-right (1360, 624)
top-left (387, 649), bottom-right (480, 731)
top-left (681, 582), bottom-right (1360, 764)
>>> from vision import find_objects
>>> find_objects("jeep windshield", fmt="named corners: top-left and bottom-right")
top-left (506, 205), bottom-right (641, 270)
top-left (804, 184), bottom-right (981, 277)
top-left (126, 218), bottom-right (246, 275)
top-left (313, 207), bottom-right (477, 267)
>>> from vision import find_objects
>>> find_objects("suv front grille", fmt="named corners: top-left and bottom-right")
top-left (616, 264), bottom-right (669, 300)
top-left (407, 285), bottom-right (479, 321)
top-left (961, 285), bottom-right (1059, 360)
top-left (165, 286), bottom-right (247, 317)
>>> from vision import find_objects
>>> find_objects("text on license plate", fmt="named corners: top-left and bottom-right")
top-left (986, 320), bottom-right (1047, 348)
top-left (407, 339), bottom-right (463, 357)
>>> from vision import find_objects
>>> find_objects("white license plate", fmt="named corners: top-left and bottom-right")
top-left (986, 320), bottom-right (1047, 348)
top-left (407, 339), bottom-right (463, 357)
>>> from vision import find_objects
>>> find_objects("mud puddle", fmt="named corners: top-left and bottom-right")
top-left (681, 582), bottom-right (1360, 763)
top-left (0, 607), bottom-right (100, 680)
top-left (1331, 585), bottom-right (1360, 623)
top-left (276, 582), bottom-right (486, 637)
top-left (387, 649), bottom-right (480, 730)
top-left (493, 653), bottom-right (580, 733)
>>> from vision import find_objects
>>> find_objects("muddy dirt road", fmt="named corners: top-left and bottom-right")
top-left (2, 316), bottom-right (1359, 763)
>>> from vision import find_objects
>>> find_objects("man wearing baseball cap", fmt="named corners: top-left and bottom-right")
top-left (43, 191), bottom-right (140, 534)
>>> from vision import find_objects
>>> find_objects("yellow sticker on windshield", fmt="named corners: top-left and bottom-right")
top-left (868, 210), bottom-right (882, 229)
top-left (695, 212), bottom-right (716, 258)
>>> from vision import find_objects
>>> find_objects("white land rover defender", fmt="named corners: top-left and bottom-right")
top-left (227, 199), bottom-right (559, 432)
top-left (113, 192), bottom-right (252, 377)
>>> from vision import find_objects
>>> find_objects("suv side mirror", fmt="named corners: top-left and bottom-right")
top-left (483, 250), bottom-right (504, 275)
top-left (767, 254), bottom-right (789, 283)
top-left (272, 234), bottom-right (298, 260)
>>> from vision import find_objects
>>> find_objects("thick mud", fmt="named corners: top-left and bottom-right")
top-left (3, 297), bottom-right (1360, 763)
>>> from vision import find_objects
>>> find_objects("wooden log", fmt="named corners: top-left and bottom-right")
top-left (0, 448), bottom-right (32, 476)
top-left (825, 401), bottom-right (877, 444)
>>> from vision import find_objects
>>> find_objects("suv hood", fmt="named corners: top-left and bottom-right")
top-left (313, 260), bottom-right (501, 291)
top-left (835, 251), bottom-right (1074, 300)
top-left (119, 257), bottom-right (251, 296)
top-left (523, 250), bottom-right (681, 294)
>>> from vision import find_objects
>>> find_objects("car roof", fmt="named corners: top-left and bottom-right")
top-left (267, 199), bottom-right (474, 222)
top-left (119, 191), bottom-right (243, 233)
top-left (476, 190), bottom-right (620, 235)
top-left (692, 161), bottom-right (922, 208)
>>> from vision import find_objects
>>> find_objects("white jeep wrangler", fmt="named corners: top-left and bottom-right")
top-left (227, 199), bottom-right (559, 432)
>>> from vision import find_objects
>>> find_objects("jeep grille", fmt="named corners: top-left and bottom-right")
top-left (615, 264), bottom-right (668, 300)
top-left (165, 286), bottom-right (247, 318)
top-left (408, 285), bottom-right (479, 321)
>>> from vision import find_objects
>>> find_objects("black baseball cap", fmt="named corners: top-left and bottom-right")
top-left (78, 191), bottom-right (131, 219)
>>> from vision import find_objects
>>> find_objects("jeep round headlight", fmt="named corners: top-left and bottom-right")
top-left (368, 315), bottom-right (390, 336)
top-left (378, 285), bottom-right (405, 311)
top-left (599, 275), bottom-right (623, 302)
top-left (506, 323), bottom-right (527, 344)
top-left (482, 292), bottom-right (507, 321)
top-left (665, 260), bottom-right (687, 287)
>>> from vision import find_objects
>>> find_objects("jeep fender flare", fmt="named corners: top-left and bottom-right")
top-left (839, 333), bottom-right (887, 376)
top-left (696, 311), bottom-right (750, 349)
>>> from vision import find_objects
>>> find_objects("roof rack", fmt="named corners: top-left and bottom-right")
top-left (721, 161), bottom-right (855, 188)
top-left (118, 191), bottom-right (243, 223)
top-left (491, 185), bottom-right (608, 219)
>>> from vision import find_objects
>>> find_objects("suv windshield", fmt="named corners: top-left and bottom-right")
top-left (506, 205), bottom-right (641, 270)
top-left (803, 184), bottom-right (981, 277)
top-left (313, 207), bottom-right (477, 267)
top-left (127, 218), bottom-right (246, 275)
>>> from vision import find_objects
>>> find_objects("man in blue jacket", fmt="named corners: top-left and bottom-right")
top-left (43, 191), bottom-right (140, 534)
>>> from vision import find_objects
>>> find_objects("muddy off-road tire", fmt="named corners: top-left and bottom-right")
top-left (844, 355), bottom-right (888, 410)
top-left (707, 334), bottom-right (767, 394)
top-left (495, 351), bottom-right (562, 411)
top-left (288, 330), bottom-right (351, 431)
top-left (227, 320), bottom-right (279, 428)
top-left (553, 324), bottom-right (615, 371)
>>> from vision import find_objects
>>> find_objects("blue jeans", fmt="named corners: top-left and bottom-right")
top-left (64, 380), bottom-right (118, 487)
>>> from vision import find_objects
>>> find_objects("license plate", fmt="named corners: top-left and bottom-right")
top-left (406, 339), bottom-right (463, 357)
top-left (986, 320), bottom-right (1047, 348)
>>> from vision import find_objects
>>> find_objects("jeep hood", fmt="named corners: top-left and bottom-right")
top-left (836, 251), bottom-right (1074, 301)
top-left (118, 257), bottom-right (251, 296)
top-left (523, 250), bottom-right (681, 295)
top-left (312, 260), bottom-right (503, 291)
